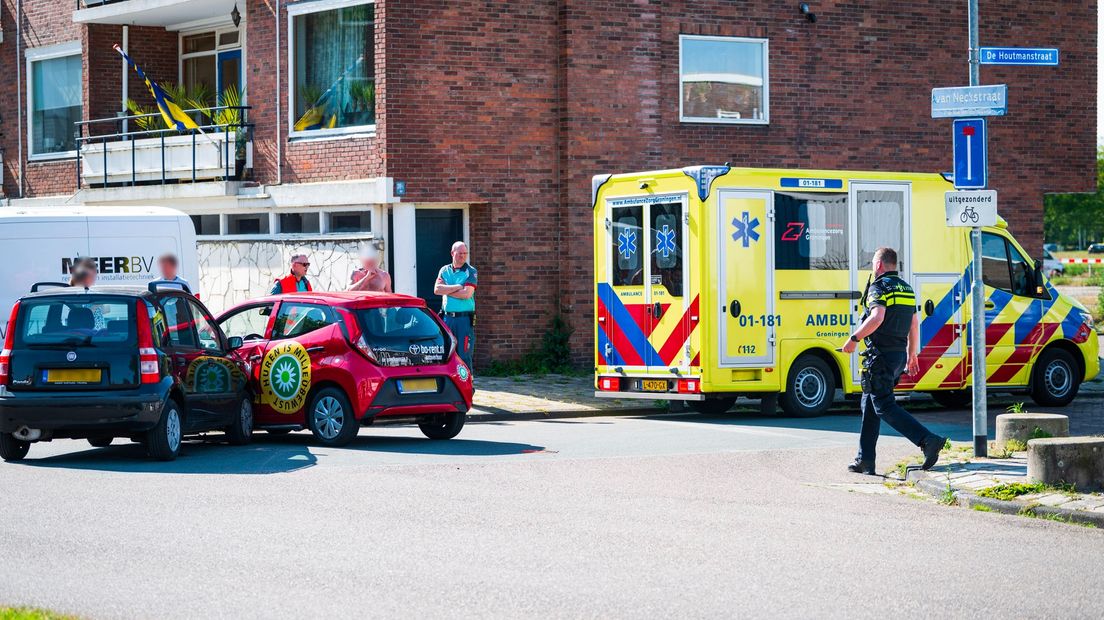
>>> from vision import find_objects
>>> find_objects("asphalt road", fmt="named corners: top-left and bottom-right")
top-left (1, 406), bottom-right (1102, 619)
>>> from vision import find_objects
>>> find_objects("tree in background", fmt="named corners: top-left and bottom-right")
top-left (1044, 148), bottom-right (1104, 249)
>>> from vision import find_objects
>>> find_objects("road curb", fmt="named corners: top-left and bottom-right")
top-left (467, 407), bottom-right (665, 423)
top-left (907, 469), bottom-right (1104, 528)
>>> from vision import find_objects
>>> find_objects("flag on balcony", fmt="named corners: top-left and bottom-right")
top-left (113, 44), bottom-right (199, 132)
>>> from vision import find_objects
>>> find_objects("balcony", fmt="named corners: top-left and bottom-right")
top-left (76, 106), bottom-right (253, 189)
top-left (75, 0), bottom-right (238, 27)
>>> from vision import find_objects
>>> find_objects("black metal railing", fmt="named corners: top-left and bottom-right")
top-left (75, 106), bottom-right (253, 189)
top-left (77, 0), bottom-right (131, 9)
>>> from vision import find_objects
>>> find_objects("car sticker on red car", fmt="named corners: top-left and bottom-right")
top-left (260, 341), bottom-right (312, 414)
top-left (185, 356), bottom-right (239, 394)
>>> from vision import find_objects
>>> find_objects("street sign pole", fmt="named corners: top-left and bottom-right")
top-left (968, 0), bottom-right (988, 458)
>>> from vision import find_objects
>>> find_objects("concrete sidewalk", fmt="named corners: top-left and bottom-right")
top-left (906, 453), bottom-right (1104, 527)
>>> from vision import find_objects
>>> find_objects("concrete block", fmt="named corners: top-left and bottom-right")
top-left (995, 413), bottom-right (1069, 449)
top-left (1027, 437), bottom-right (1104, 492)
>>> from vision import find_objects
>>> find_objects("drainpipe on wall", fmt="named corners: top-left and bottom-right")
top-left (275, 0), bottom-right (282, 185)
top-left (16, 0), bottom-right (23, 198)
top-left (121, 26), bottom-right (129, 134)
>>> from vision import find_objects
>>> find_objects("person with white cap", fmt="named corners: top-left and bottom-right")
top-left (347, 245), bottom-right (392, 293)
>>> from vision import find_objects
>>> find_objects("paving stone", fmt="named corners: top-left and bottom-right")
top-left (1033, 494), bottom-right (1073, 507)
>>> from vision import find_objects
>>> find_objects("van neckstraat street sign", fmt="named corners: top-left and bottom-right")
top-left (931, 84), bottom-right (1007, 118)
top-left (980, 47), bottom-right (1059, 66)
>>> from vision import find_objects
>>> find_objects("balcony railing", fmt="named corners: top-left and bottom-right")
top-left (77, 1), bottom-right (130, 7)
top-left (76, 106), bottom-right (253, 189)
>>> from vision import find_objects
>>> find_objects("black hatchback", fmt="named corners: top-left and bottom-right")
top-left (0, 282), bottom-right (253, 461)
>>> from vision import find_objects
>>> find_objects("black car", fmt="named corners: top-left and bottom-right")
top-left (0, 282), bottom-right (253, 462)
top-left (1088, 243), bottom-right (1104, 255)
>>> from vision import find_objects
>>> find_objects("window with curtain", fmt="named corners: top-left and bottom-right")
top-left (31, 54), bottom-right (82, 156)
top-left (292, 2), bottom-right (375, 133)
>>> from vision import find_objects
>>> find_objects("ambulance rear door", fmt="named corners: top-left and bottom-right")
top-left (598, 194), bottom-right (692, 375)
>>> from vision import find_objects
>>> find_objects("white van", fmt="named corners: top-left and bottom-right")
top-left (0, 206), bottom-right (198, 339)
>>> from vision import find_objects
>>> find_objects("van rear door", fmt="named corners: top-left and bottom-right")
top-left (716, 190), bottom-right (775, 367)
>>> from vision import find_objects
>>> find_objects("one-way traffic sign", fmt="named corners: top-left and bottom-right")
top-left (953, 118), bottom-right (987, 189)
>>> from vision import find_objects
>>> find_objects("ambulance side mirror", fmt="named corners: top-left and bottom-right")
top-left (1031, 261), bottom-right (1048, 299)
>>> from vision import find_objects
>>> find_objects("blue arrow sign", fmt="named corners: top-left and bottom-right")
top-left (953, 118), bottom-right (987, 190)
top-left (980, 47), bottom-right (1059, 66)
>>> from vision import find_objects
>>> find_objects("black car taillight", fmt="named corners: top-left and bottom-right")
top-left (0, 301), bottom-right (20, 387)
top-left (135, 301), bottom-right (160, 384)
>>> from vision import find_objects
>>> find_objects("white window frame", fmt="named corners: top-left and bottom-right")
top-left (177, 24), bottom-right (247, 107)
top-left (678, 35), bottom-right (769, 125)
top-left (25, 41), bottom-right (83, 161)
top-left (287, 0), bottom-right (376, 140)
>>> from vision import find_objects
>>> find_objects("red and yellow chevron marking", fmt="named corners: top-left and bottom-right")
top-left (596, 292), bottom-right (701, 368)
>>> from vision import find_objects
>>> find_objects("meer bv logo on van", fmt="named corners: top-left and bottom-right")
top-left (260, 341), bottom-right (312, 414)
top-left (62, 256), bottom-right (156, 281)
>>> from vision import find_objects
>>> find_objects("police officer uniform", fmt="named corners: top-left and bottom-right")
top-left (437, 262), bottom-right (477, 368)
top-left (851, 270), bottom-right (944, 473)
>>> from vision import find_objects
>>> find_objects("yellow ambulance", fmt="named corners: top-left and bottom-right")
top-left (592, 166), bottom-right (1099, 416)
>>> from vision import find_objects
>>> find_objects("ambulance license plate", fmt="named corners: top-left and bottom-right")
top-left (45, 369), bottom-right (102, 384)
top-left (640, 379), bottom-right (668, 393)
top-left (398, 378), bottom-right (438, 394)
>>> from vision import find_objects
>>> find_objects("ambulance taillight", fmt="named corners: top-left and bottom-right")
top-left (597, 376), bottom-right (622, 392)
top-left (1072, 316), bottom-right (1094, 344)
top-left (676, 379), bottom-right (701, 394)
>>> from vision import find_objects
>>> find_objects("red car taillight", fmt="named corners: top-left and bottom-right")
top-left (0, 302), bottom-right (21, 387)
top-left (353, 333), bottom-right (379, 363)
top-left (135, 302), bottom-right (160, 384)
top-left (677, 378), bottom-right (701, 394)
top-left (597, 376), bottom-right (621, 391)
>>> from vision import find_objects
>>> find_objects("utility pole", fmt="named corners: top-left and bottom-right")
top-left (968, 0), bottom-right (988, 458)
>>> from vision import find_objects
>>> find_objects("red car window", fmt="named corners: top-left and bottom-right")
top-left (273, 302), bottom-right (337, 340)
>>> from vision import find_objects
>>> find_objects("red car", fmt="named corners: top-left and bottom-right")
top-left (216, 291), bottom-right (473, 446)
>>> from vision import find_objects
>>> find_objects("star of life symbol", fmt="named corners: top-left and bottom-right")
top-left (655, 225), bottom-right (676, 259)
top-left (617, 228), bottom-right (638, 260)
top-left (732, 211), bottom-right (761, 248)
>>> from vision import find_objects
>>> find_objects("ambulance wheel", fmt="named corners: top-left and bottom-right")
top-left (930, 390), bottom-right (972, 410)
top-left (1030, 348), bottom-right (1080, 407)
top-left (0, 433), bottom-right (31, 462)
top-left (307, 388), bottom-right (360, 447)
top-left (689, 398), bottom-right (736, 415)
top-left (780, 355), bottom-right (835, 417)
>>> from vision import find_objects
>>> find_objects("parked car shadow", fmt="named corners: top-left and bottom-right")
top-left (16, 437), bottom-right (318, 475)
top-left (252, 431), bottom-right (547, 457)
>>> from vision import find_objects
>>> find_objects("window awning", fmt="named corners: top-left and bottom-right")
top-left (74, 0), bottom-right (238, 29)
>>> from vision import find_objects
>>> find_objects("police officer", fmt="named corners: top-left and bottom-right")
top-left (434, 241), bottom-right (477, 368)
top-left (842, 247), bottom-right (946, 474)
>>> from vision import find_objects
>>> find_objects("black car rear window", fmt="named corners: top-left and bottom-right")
top-left (356, 307), bottom-right (448, 366)
top-left (15, 296), bottom-right (136, 347)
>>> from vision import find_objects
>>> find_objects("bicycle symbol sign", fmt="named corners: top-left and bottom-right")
top-left (944, 190), bottom-right (998, 228)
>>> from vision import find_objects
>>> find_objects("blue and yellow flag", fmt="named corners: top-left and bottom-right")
top-left (113, 44), bottom-right (198, 132)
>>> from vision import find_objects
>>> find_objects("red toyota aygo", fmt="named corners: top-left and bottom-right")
top-left (216, 291), bottom-right (473, 446)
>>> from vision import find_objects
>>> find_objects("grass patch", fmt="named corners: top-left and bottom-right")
top-left (893, 455), bottom-right (923, 479)
top-left (0, 608), bottom-right (79, 620)
top-left (972, 504), bottom-right (994, 512)
top-left (1006, 402), bottom-right (1026, 414)
top-left (938, 485), bottom-right (957, 506)
top-left (976, 482), bottom-right (1047, 501)
top-left (1017, 507), bottom-right (1098, 528)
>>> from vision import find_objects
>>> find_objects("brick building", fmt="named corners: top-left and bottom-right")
top-left (0, 0), bottom-right (1095, 366)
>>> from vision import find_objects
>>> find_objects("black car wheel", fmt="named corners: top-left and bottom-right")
top-left (419, 412), bottom-right (466, 440)
top-left (780, 355), bottom-right (836, 417)
top-left (307, 388), bottom-right (359, 447)
top-left (0, 433), bottom-right (31, 462)
top-left (1031, 348), bottom-right (1080, 407)
top-left (146, 400), bottom-right (184, 461)
top-left (87, 436), bottom-right (113, 448)
top-left (225, 396), bottom-right (254, 446)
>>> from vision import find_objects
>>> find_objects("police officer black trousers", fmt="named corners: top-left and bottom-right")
top-left (856, 350), bottom-right (941, 465)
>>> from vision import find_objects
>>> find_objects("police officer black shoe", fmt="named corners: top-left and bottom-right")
top-left (921, 435), bottom-right (947, 470)
top-left (847, 459), bottom-right (875, 475)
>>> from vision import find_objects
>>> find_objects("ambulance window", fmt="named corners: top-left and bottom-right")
top-left (774, 192), bottom-right (848, 270)
top-left (857, 191), bottom-right (905, 270)
top-left (981, 233), bottom-right (1014, 291)
top-left (651, 204), bottom-right (683, 297)
top-left (612, 207), bottom-right (644, 287)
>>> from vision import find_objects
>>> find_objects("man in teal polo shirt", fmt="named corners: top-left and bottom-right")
top-left (434, 241), bottom-right (477, 368)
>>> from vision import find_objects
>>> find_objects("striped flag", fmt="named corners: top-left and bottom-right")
top-left (113, 44), bottom-right (199, 132)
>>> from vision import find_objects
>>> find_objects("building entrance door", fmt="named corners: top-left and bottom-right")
top-left (415, 209), bottom-right (466, 312)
